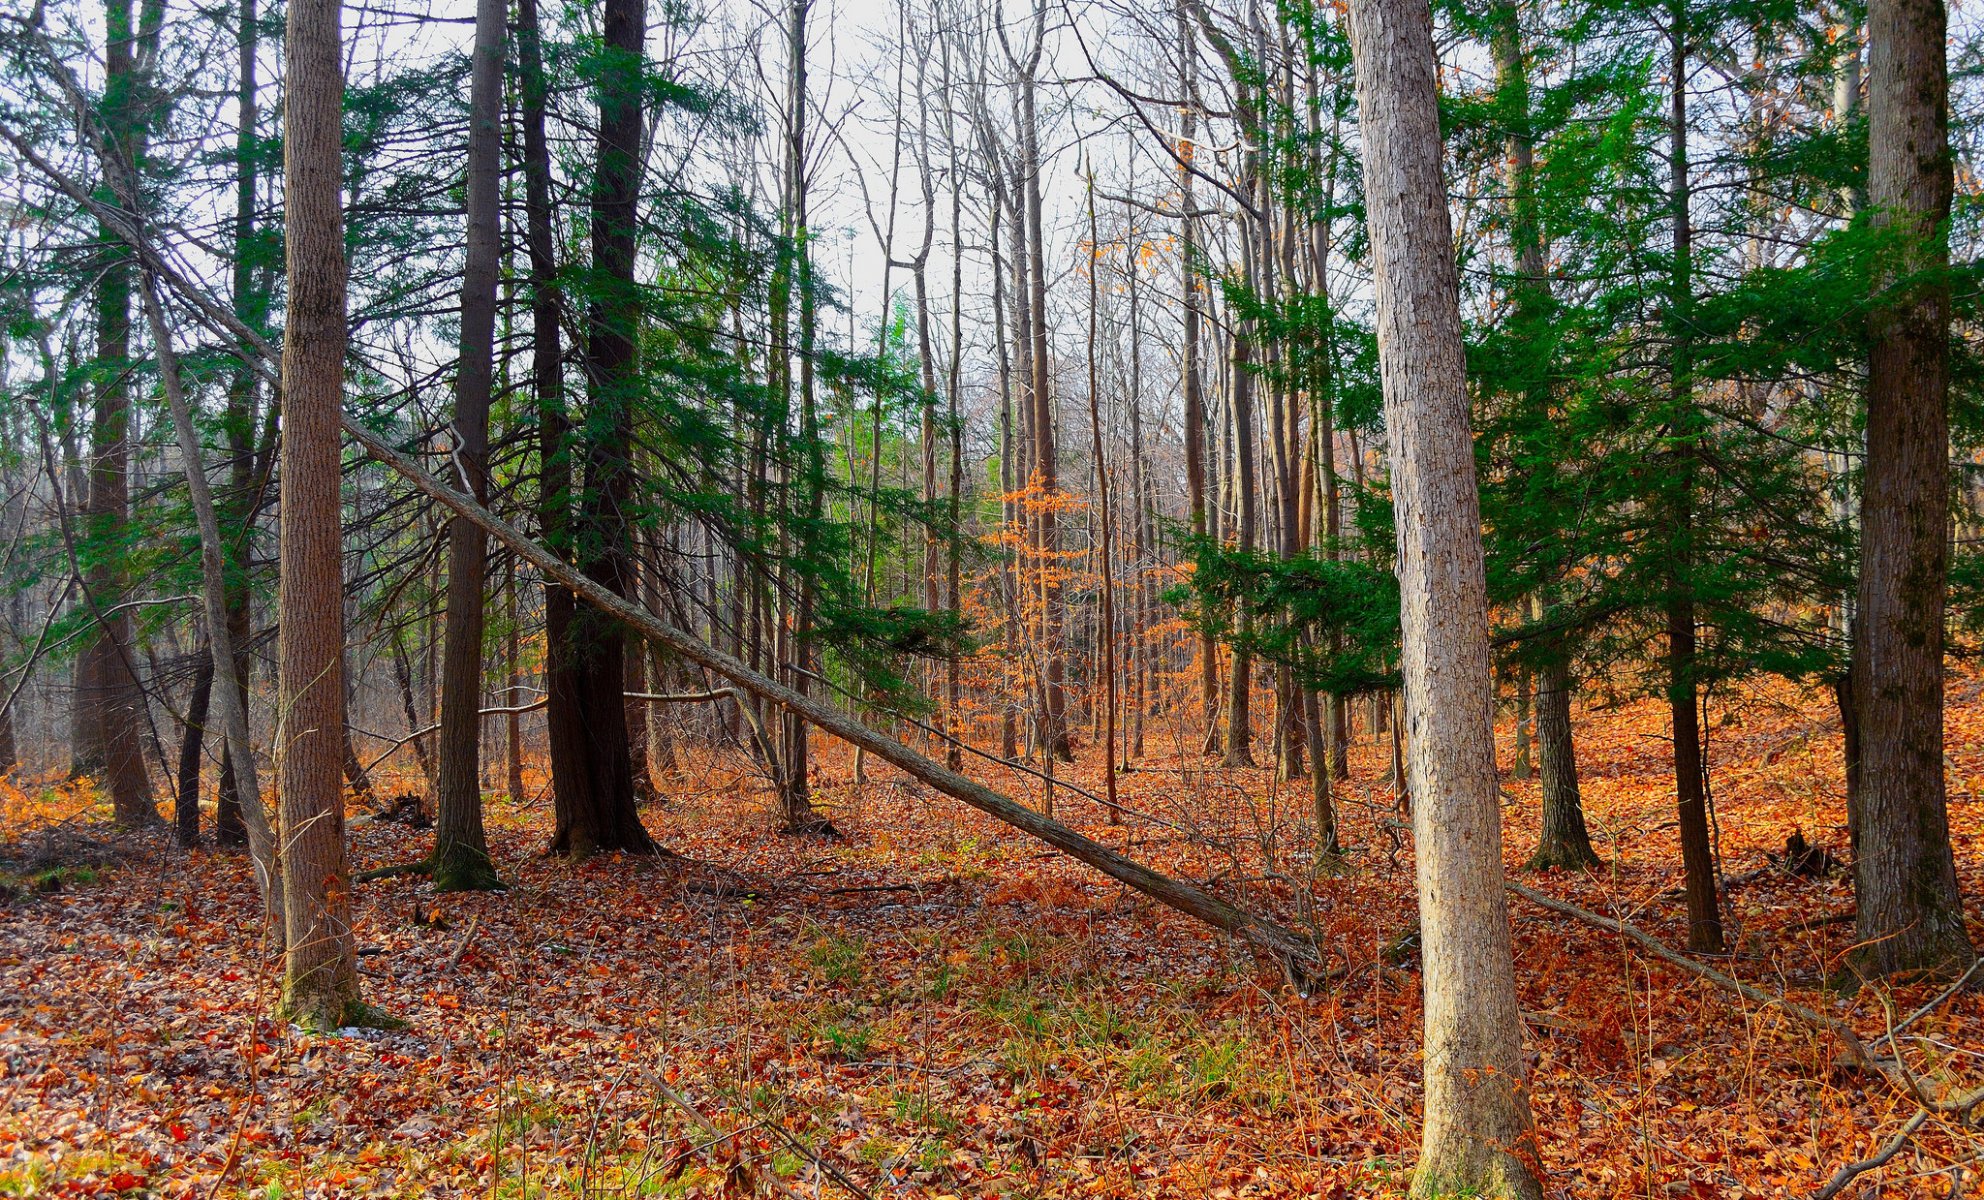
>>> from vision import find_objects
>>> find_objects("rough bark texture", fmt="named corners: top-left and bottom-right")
top-left (547, 0), bottom-right (657, 858)
top-left (430, 0), bottom-right (505, 892)
top-left (176, 654), bottom-right (211, 848)
top-left (1851, 0), bottom-right (1977, 979)
top-left (83, 0), bottom-right (158, 825)
top-left (277, 0), bottom-right (360, 1030)
top-left (1346, 0), bottom-right (1543, 1190)
top-left (1527, 656), bottom-right (1598, 871)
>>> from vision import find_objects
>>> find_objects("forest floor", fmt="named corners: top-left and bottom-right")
top-left (1, 674), bottom-right (1981, 1199)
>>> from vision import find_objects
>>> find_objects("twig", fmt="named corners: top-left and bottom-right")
top-left (1870, 959), bottom-right (1983, 1052)
top-left (445, 914), bottom-right (482, 974)
top-left (1506, 882), bottom-right (1984, 1120)
top-left (1810, 1110), bottom-right (1930, 1199)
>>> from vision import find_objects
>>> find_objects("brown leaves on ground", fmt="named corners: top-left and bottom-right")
top-left (0, 677), bottom-right (1979, 1197)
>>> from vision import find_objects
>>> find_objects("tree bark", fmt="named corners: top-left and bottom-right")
top-left (542, 0), bottom-right (657, 858)
top-left (1347, 0), bottom-right (1543, 1187)
top-left (175, 652), bottom-right (211, 848)
top-left (1527, 652), bottom-right (1598, 871)
top-left (82, 0), bottom-right (160, 825)
top-left (1176, 2), bottom-right (1219, 753)
top-left (1851, 0), bottom-right (1977, 978)
top-left (277, 0), bottom-right (361, 1028)
top-left (143, 273), bottom-right (284, 927)
top-left (430, 0), bottom-right (505, 891)
top-left (1666, 11), bottom-right (1723, 955)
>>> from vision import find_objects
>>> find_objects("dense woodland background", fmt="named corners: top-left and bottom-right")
top-left (0, 0), bottom-right (1981, 1191)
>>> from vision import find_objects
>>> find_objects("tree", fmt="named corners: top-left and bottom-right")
top-left (1346, 0), bottom-right (1543, 1190)
top-left (1485, 0), bottom-right (1598, 872)
top-left (277, 0), bottom-right (362, 1028)
top-left (79, 0), bottom-right (160, 826)
top-left (428, 0), bottom-right (505, 892)
top-left (1850, 0), bottom-right (1978, 979)
top-left (544, 0), bottom-right (659, 858)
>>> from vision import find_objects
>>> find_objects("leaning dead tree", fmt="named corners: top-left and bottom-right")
top-left (344, 413), bottom-right (1331, 984)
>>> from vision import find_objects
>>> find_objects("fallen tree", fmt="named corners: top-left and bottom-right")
top-left (36, 186), bottom-right (1328, 985)
top-left (341, 416), bottom-right (1332, 987)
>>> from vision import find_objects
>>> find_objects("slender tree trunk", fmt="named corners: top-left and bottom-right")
top-left (991, 185), bottom-right (1021, 763)
top-left (1018, 8), bottom-right (1070, 762)
top-left (83, 0), bottom-right (159, 825)
top-left (1511, 674), bottom-right (1532, 780)
top-left (1347, 0), bottom-right (1542, 1186)
top-left (776, 0), bottom-right (829, 833)
top-left (1177, 5), bottom-right (1219, 753)
top-left (143, 273), bottom-right (284, 926)
top-left (506, 570), bottom-right (525, 804)
top-left (1666, 12), bottom-right (1723, 955)
top-left (176, 652), bottom-right (211, 848)
top-left (519, 0), bottom-right (584, 850)
top-left (1084, 175), bottom-right (1119, 823)
top-left (430, 0), bottom-right (505, 890)
top-left (1851, 0), bottom-right (1977, 978)
top-left (278, 0), bottom-right (361, 1028)
top-left (214, 0), bottom-right (261, 851)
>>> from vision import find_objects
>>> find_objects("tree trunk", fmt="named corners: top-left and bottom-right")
top-left (1666, 12), bottom-right (1723, 956)
top-left (1176, 3), bottom-right (1219, 753)
top-left (176, 652), bottom-right (212, 848)
top-left (1851, 0), bottom-right (1977, 978)
top-left (215, 0), bottom-right (262, 854)
top-left (143, 273), bottom-right (283, 926)
top-left (82, 0), bottom-right (160, 826)
top-left (430, 0), bottom-right (505, 891)
top-left (1347, 0), bottom-right (1543, 1186)
top-left (1017, 6), bottom-right (1070, 762)
top-left (1083, 175), bottom-right (1119, 823)
top-left (776, 0), bottom-right (829, 833)
top-left (541, 0), bottom-right (657, 858)
top-left (1527, 653), bottom-right (1599, 871)
top-left (277, 0), bottom-right (361, 1029)
top-left (506, 570), bottom-right (526, 803)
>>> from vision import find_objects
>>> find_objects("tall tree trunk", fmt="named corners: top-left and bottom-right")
top-left (1084, 174), bottom-right (1119, 823)
top-left (430, 0), bottom-right (505, 891)
top-left (83, 0), bottom-right (160, 825)
top-left (278, 0), bottom-right (361, 1028)
top-left (542, 0), bottom-right (657, 858)
top-left (1490, 0), bottom-right (1597, 873)
top-left (991, 183), bottom-right (1021, 762)
top-left (214, 0), bottom-right (262, 851)
top-left (1666, 11), bottom-right (1723, 955)
top-left (1851, 0), bottom-right (1977, 978)
top-left (519, 0), bottom-right (580, 848)
top-left (1176, 3), bottom-right (1219, 754)
top-left (1018, 6), bottom-right (1070, 762)
top-left (1347, 0), bottom-right (1542, 1187)
top-left (143, 273), bottom-right (284, 927)
top-left (776, 0), bottom-right (829, 833)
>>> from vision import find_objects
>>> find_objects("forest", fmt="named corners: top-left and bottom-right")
top-left (0, 0), bottom-right (1979, 1191)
